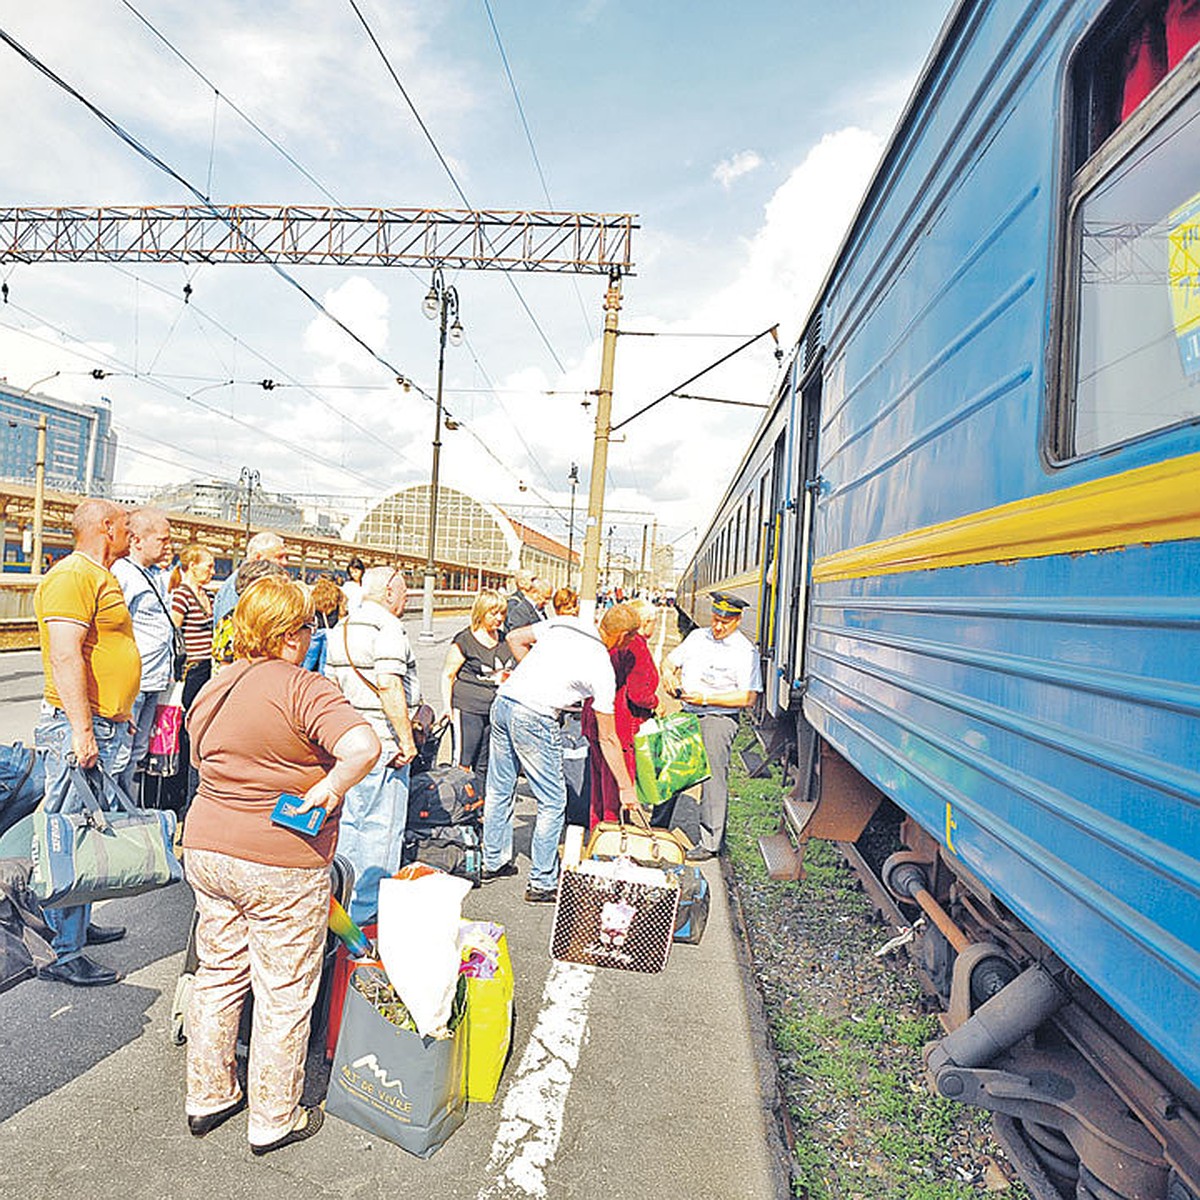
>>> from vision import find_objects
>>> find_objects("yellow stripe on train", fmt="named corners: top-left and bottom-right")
top-left (812, 451), bottom-right (1200, 583)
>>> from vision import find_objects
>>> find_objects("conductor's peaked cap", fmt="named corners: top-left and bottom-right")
top-left (710, 591), bottom-right (749, 615)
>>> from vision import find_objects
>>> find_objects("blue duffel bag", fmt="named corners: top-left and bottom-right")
top-left (665, 864), bottom-right (710, 945)
top-left (0, 743), bottom-right (44, 841)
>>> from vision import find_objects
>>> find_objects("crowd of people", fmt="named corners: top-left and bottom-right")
top-left (20, 500), bottom-right (761, 1154)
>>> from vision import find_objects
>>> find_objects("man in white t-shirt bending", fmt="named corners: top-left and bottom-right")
top-left (662, 591), bottom-right (762, 861)
top-left (482, 605), bottom-right (640, 903)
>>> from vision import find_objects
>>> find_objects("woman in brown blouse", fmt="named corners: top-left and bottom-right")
top-left (183, 576), bottom-right (380, 1155)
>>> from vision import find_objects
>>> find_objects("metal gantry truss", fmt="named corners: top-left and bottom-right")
top-left (0, 205), bottom-right (638, 274)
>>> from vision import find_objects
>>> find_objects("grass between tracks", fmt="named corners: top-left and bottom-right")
top-left (724, 724), bottom-right (1025, 1200)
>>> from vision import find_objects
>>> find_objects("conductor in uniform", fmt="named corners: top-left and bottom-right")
top-left (661, 592), bottom-right (762, 861)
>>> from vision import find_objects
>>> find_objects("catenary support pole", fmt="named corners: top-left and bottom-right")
top-left (580, 273), bottom-right (622, 622)
top-left (31, 416), bottom-right (46, 577)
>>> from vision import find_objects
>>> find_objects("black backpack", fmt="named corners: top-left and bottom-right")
top-left (407, 766), bottom-right (484, 827)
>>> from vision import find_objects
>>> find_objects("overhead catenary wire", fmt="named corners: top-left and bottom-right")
top-left (0, 23), bottom-right (591, 518)
top-left (118, 0), bottom-right (341, 205)
top-left (119, 0), bottom-right (576, 495)
top-left (610, 324), bottom-right (781, 433)
top-left (0, 302), bottom-right (399, 494)
top-left (0, 26), bottom-right (422, 401)
top-left (481, 0), bottom-right (594, 343)
top-left (346, 0), bottom-right (570, 375)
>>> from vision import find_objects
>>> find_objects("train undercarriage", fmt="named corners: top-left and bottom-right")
top-left (756, 719), bottom-right (1200, 1200)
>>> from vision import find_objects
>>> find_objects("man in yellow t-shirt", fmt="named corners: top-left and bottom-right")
top-left (33, 498), bottom-right (141, 988)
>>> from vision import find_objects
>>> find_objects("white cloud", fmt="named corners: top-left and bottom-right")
top-left (713, 150), bottom-right (763, 190)
top-left (302, 277), bottom-right (391, 368)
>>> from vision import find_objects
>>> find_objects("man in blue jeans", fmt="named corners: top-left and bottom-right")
top-left (483, 605), bottom-right (640, 902)
top-left (323, 566), bottom-right (418, 924)
top-left (33, 499), bottom-right (142, 987)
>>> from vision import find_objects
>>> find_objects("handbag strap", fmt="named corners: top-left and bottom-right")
top-left (191, 660), bottom-right (266, 757)
top-left (342, 622), bottom-right (381, 695)
top-left (131, 561), bottom-right (175, 626)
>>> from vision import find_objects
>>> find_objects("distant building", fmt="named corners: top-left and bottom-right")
top-left (0, 386), bottom-right (117, 495)
top-left (350, 483), bottom-right (576, 589)
top-left (148, 479), bottom-right (311, 534)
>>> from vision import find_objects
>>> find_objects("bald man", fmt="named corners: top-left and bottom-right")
top-left (112, 507), bottom-right (175, 799)
top-left (34, 499), bottom-right (142, 986)
top-left (210, 531), bottom-right (288, 665)
top-left (502, 568), bottom-right (544, 638)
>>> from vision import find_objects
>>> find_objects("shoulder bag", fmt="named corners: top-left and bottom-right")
top-left (133, 562), bottom-right (188, 680)
top-left (30, 756), bottom-right (182, 908)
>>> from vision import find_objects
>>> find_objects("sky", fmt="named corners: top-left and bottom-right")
top-left (0, 0), bottom-right (954, 567)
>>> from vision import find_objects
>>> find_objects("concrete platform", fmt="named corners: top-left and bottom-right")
top-left (0, 618), bottom-right (787, 1200)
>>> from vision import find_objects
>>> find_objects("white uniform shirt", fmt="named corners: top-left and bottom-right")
top-left (324, 598), bottom-right (419, 757)
top-left (668, 627), bottom-right (762, 716)
top-left (500, 619), bottom-right (616, 717)
top-left (111, 557), bottom-right (174, 692)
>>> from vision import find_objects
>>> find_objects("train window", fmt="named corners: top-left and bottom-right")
top-left (1061, 0), bottom-right (1200, 457)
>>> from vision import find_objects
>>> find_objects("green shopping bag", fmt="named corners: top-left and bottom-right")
top-left (633, 712), bottom-right (711, 807)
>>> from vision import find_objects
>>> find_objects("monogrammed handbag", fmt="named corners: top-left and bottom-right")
top-left (549, 858), bottom-right (680, 974)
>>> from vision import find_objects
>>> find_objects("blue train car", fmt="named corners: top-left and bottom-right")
top-left (681, 1), bottom-right (1200, 1195)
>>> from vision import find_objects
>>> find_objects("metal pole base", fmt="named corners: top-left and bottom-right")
top-left (419, 569), bottom-right (437, 641)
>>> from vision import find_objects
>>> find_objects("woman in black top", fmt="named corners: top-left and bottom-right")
top-left (440, 589), bottom-right (514, 785)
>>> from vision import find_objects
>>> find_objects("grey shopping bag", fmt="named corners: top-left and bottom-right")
top-left (326, 965), bottom-right (467, 1158)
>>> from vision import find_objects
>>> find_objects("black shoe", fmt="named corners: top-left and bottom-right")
top-left (524, 886), bottom-right (557, 904)
top-left (85, 922), bottom-right (126, 945)
top-left (250, 1107), bottom-right (324, 1156)
top-left (188, 1097), bottom-right (246, 1137)
top-left (685, 847), bottom-right (716, 862)
top-left (481, 861), bottom-right (518, 882)
top-left (39, 955), bottom-right (121, 987)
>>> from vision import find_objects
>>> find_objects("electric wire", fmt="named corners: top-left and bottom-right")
top-left (345, 0), bottom-right (570, 374)
top-left (118, 0), bottom-right (568, 499)
top-left (481, 0), bottom-right (594, 343)
top-left (118, 0), bottom-right (341, 204)
top-left (0, 301), bottom-right (398, 493)
top-left (0, 23), bottom-right (589, 522)
top-left (0, 26), bottom-right (419, 400)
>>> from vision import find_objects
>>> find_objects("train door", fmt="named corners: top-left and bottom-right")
top-left (763, 360), bottom-right (801, 710)
top-left (787, 370), bottom-right (822, 700)
top-left (758, 430), bottom-right (786, 658)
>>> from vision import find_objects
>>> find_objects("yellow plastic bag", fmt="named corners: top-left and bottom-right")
top-left (460, 925), bottom-right (514, 1103)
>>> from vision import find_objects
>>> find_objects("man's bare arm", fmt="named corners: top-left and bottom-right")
top-left (45, 620), bottom-right (99, 766)
top-left (378, 672), bottom-right (416, 765)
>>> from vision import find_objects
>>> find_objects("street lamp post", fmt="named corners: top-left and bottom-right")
top-left (420, 267), bottom-right (464, 642)
top-left (238, 466), bottom-right (260, 560)
top-left (566, 462), bottom-right (579, 585)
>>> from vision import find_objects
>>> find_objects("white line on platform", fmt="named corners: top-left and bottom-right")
top-left (476, 960), bottom-right (596, 1199)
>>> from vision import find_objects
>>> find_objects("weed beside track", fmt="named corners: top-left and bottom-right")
top-left (723, 732), bottom-right (1032, 1200)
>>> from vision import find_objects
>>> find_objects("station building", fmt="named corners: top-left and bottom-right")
top-left (349, 483), bottom-right (576, 592)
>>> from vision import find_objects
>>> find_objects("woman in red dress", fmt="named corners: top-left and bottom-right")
top-left (584, 600), bottom-right (660, 827)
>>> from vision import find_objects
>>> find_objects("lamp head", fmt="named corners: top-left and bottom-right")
top-left (422, 286), bottom-right (439, 319)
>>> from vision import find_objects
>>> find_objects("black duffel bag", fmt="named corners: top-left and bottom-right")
top-left (0, 858), bottom-right (55, 993)
top-left (407, 766), bottom-right (484, 827)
